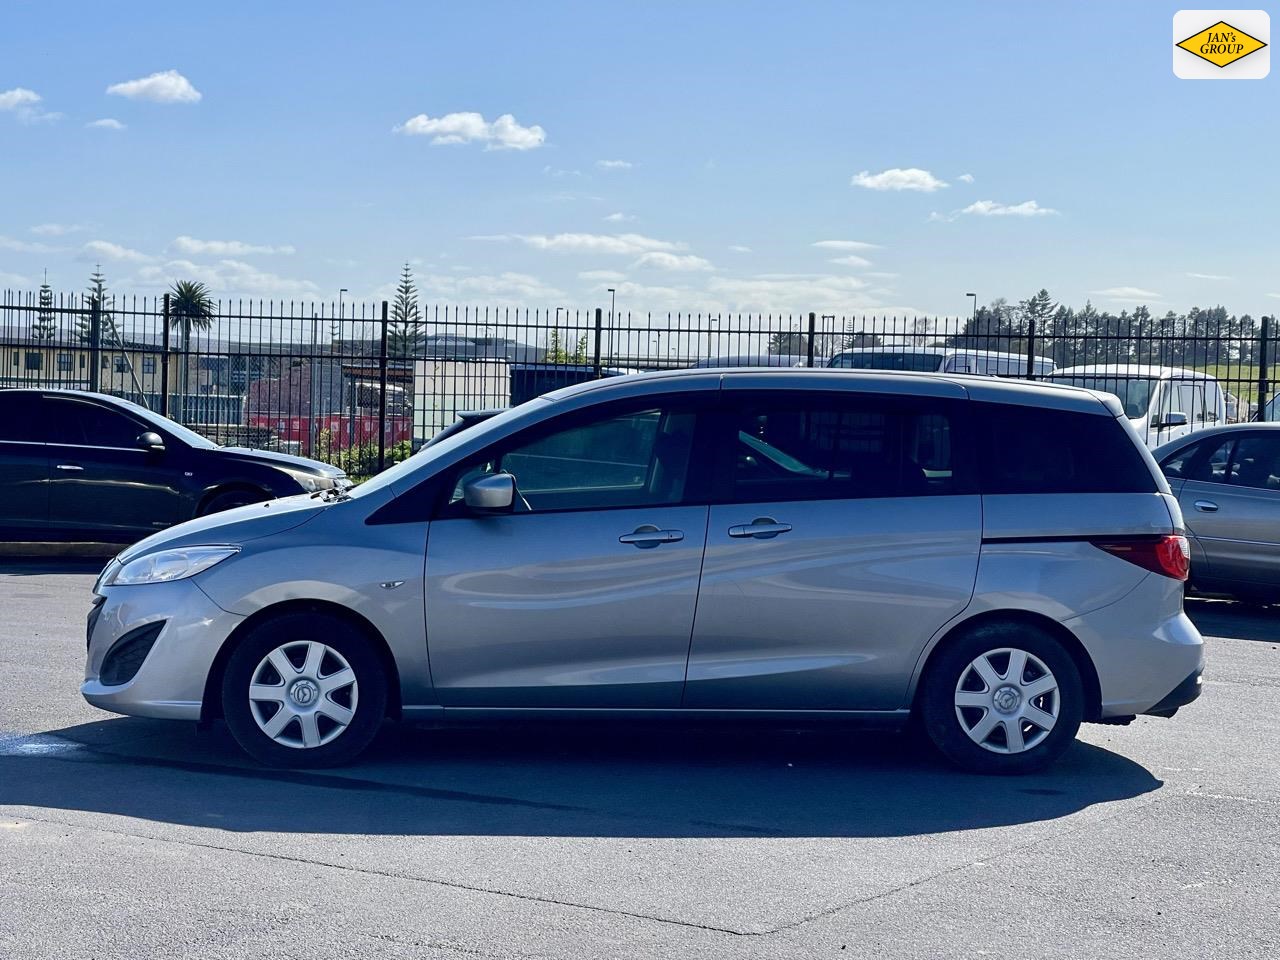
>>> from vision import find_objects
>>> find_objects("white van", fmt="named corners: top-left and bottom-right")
top-left (1048, 364), bottom-right (1225, 448)
top-left (828, 346), bottom-right (1055, 378)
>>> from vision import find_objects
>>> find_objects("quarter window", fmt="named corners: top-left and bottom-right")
top-left (976, 403), bottom-right (1157, 494)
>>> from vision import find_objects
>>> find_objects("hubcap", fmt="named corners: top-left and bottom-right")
top-left (954, 648), bottom-right (1059, 755)
top-left (248, 641), bottom-right (359, 750)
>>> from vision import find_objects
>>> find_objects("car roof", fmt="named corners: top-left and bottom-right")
top-left (542, 366), bottom-right (1120, 415)
top-left (1052, 364), bottom-right (1217, 379)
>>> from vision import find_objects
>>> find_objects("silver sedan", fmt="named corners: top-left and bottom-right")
top-left (1154, 423), bottom-right (1280, 602)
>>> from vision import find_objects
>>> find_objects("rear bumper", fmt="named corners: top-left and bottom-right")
top-left (1143, 668), bottom-right (1203, 718)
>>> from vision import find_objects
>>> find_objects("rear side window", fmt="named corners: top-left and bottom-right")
top-left (725, 393), bottom-right (965, 502)
top-left (976, 403), bottom-right (1157, 494)
top-left (0, 393), bottom-right (42, 442)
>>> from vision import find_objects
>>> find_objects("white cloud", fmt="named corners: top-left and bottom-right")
top-left (0, 87), bottom-right (40, 111)
top-left (959, 200), bottom-right (1057, 217)
top-left (633, 252), bottom-right (713, 272)
top-left (418, 271), bottom-right (564, 304)
top-left (82, 240), bottom-right (154, 263)
top-left (0, 271), bottom-right (30, 287)
top-left (1093, 286), bottom-right (1161, 302)
top-left (87, 118), bottom-right (126, 130)
top-left (603, 212), bottom-right (635, 222)
top-left (706, 274), bottom-right (919, 313)
top-left (172, 236), bottom-right (295, 256)
top-left (543, 165), bottom-right (582, 178)
top-left (475, 232), bottom-right (684, 255)
top-left (1268, 293), bottom-right (1280, 299)
top-left (106, 70), bottom-right (202, 104)
top-left (0, 235), bottom-right (58, 254)
top-left (394, 111), bottom-right (545, 150)
top-left (729, 245), bottom-right (752, 253)
top-left (812, 240), bottom-right (880, 251)
top-left (957, 173), bottom-right (975, 183)
top-left (134, 259), bottom-right (317, 297)
top-left (851, 168), bottom-right (947, 192)
top-left (591, 279), bottom-right (685, 304)
top-left (0, 87), bottom-right (59, 123)
top-left (1186, 272), bottom-right (1232, 281)
top-left (828, 255), bottom-right (873, 268)
top-left (30, 223), bottom-right (86, 236)
top-left (579, 270), bottom-right (627, 282)
top-left (597, 159), bottom-right (633, 169)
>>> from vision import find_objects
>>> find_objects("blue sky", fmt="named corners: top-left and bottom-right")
top-left (2, 0), bottom-right (1277, 318)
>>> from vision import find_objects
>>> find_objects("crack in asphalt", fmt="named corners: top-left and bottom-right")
top-left (1, 811), bottom-right (758, 938)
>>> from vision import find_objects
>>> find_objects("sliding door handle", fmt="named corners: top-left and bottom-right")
top-left (728, 517), bottom-right (792, 539)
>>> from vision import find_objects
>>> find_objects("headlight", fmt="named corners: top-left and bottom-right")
top-left (102, 546), bottom-right (240, 586)
top-left (285, 470), bottom-right (333, 493)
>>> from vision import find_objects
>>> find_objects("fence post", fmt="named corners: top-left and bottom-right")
top-left (88, 297), bottom-right (102, 392)
top-left (592, 307), bottom-right (603, 378)
top-left (1259, 314), bottom-right (1272, 420)
top-left (378, 300), bottom-right (389, 473)
top-left (160, 294), bottom-right (170, 416)
top-left (1025, 313), bottom-right (1038, 380)
top-left (806, 312), bottom-right (817, 367)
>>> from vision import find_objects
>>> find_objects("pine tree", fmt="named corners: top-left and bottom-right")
top-left (33, 271), bottom-right (58, 340)
top-left (546, 328), bottom-right (568, 363)
top-left (389, 263), bottom-right (421, 358)
top-left (77, 265), bottom-right (119, 344)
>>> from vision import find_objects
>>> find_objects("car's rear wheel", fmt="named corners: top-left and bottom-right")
top-left (921, 622), bottom-right (1083, 774)
top-left (200, 488), bottom-right (268, 517)
top-left (221, 612), bottom-right (387, 767)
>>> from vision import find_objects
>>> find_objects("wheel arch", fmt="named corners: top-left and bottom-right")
top-left (200, 599), bottom-right (403, 724)
top-left (195, 482), bottom-right (272, 518)
top-left (911, 609), bottom-right (1103, 722)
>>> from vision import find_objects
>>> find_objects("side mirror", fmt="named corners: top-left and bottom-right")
top-left (137, 431), bottom-right (166, 452)
top-left (1160, 412), bottom-right (1189, 429)
top-left (463, 473), bottom-right (515, 513)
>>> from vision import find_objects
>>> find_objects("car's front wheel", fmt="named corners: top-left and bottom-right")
top-left (920, 622), bottom-right (1084, 774)
top-left (221, 612), bottom-right (388, 767)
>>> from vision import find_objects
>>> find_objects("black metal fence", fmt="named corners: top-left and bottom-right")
top-left (2, 289), bottom-right (1275, 475)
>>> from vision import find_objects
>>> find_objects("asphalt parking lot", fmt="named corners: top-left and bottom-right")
top-left (1, 562), bottom-right (1277, 959)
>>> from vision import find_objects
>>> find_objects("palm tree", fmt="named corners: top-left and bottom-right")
top-left (168, 280), bottom-right (216, 422)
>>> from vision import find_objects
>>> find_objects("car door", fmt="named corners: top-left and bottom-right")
top-left (1176, 433), bottom-right (1280, 589)
top-left (0, 392), bottom-right (50, 535)
top-left (424, 394), bottom-right (714, 707)
top-left (684, 386), bottom-right (981, 711)
top-left (45, 396), bottom-right (185, 540)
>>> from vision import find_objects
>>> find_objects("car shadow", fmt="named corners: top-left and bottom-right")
top-left (2, 716), bottom-right (1161, 839)
top-left (1185, 597), bottom-right (1280, 644)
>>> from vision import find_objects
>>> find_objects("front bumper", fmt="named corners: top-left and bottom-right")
top-left (82, 578), bottom-right (244, 721)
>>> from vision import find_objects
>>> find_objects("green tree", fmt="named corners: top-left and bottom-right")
top-left (768, 331), bottom-right (809, 355)
top-left (33, 272), bottom-right (58, 340)
top-left (389, 263), bottom-right (421, 358)
top-left (168, 280), bottom-right (216, 421)
top-left (77, 266), bottom-right (120, 344)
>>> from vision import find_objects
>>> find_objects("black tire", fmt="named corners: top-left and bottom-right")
top-left (920, 622), bottom-right (1084, 774)
top-left (200, 488), bottom-right (268, 517)
top-left (221, 611), bottom-right (388, 767)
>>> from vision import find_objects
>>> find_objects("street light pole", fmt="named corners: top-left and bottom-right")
top-left (966, 292), bottom-right (977, 322)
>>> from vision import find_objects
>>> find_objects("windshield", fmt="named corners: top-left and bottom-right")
top-left (1046, 375), bottom-right (1156, 419)
top-left (829, 352), bottom-right (944, 372)
top-left (112, 396), bottom-right (220, 449)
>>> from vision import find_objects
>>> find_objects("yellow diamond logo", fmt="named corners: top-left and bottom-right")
top-left (1176, 20), bottom-right (1267, 68)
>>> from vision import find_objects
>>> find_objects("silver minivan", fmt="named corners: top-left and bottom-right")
top-left (82, 369), bottom-right (1204, 773)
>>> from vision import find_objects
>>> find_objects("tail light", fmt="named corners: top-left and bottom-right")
top-left (1092, 535), bottom-right (1190, 581)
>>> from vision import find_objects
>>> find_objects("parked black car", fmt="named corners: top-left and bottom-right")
top-left (0, 389), bottom-right (348, 544)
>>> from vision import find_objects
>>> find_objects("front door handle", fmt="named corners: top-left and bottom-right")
top-left (1193, 499), bottom-right (1219, 513)
top-left (728, 517), bottom-right (793, 539)
top-left (619, 525), bottom-right (685, 548)
top-left (55, 464), bottom-right (84, 472)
